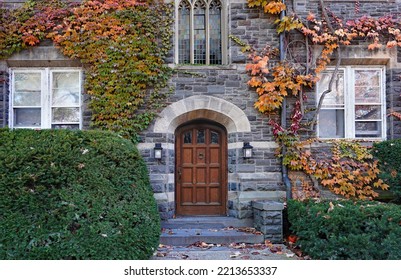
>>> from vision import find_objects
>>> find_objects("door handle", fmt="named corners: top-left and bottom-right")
top-left (178, 168), bottom-right (181, 181)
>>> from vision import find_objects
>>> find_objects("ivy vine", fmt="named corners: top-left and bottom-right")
top-left (241, 0), bottom-right (398, 199)
top-left (0, 0), bottom-right (174, 139)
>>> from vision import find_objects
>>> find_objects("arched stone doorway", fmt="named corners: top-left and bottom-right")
top-left (142, 95), bottom-right (256, 219)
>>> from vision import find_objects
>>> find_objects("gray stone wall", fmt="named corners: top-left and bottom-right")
top-left (1, 0), bottom-right (400, 222)
top-left (230, 2), bottom-right (279, 63)
top-left (138, 0), bottom-right (401, 220)
top-left (0, 69), bottom-right (9, 128)
top-left (138, 1), bottom-right (286, 219)
top-left (291, 0), bottom-right (400, 17)
top-left (287, 0), bottom-right (401, 140)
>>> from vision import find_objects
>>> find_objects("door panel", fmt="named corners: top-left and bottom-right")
top-left (176, 122), bottom-right (227, 216)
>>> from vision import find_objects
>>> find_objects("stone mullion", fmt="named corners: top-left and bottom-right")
top-left (205, 2), bottom-right (210, 65)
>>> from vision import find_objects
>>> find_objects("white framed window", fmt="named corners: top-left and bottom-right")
top-left (176, 0), bottom-right (227, 65)
top-left (10, 68), bottom-right (82, 129)
top-left (317, 66), bottom-right (386, 139)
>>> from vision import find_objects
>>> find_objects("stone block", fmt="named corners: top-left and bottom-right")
top-left (237, 209), bottom-right (253, 219)
top-left (258, 225), bottom-right (282, 234)
top-left (253, 201), bottom-right (284, 211)
top-left (152, 183), bottom-right (165, 193)
top-left (241, 182), bottom-right (257, 191)
top-left (207, 85), bottom-right (225, 94)
top-left (253, 201), bottom-right (284, 241)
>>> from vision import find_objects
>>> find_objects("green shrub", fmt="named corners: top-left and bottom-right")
top-left (0, 129), bottom-right (160, 260)
top-left (288, 200), bottom-right (401, 259)
top-left (373, 139), bottom-right (401, 201)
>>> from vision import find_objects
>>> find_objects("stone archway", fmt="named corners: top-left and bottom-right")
top-left (150, 96), bottom-right (251, 218)
top-left (153, 95), bottom-right (251, 134)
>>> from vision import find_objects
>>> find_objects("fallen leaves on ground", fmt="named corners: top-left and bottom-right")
top-left (229, 242), bottom-right (247, 249)
top-left (161, 228), bottom-right (175, 235)
top-left (188, 241), bottom-right (219, 249)
top-left (285, 240), bottom-right (312, 260)
top-left (158, 244), bottom-right (173, 249)
top-left (237, 227), bottom-right (263, 235)
top-left (154, 252), bottom-right (168, 257)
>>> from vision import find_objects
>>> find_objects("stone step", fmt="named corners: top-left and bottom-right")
top-left (160, 228), bottom-right (265, 246)
top-left (159, 217), bottom-right (264, 246)
top-left (161, 216), bottom-right (253, 229)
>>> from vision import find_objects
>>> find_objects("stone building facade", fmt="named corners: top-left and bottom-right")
top-left (1, 0), bottom-right (401, 222)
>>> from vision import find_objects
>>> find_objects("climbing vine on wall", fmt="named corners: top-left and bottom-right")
top-left (0, 0), bottom-right (174, 139)
top-left (241, 0), bottom-right (400, 199)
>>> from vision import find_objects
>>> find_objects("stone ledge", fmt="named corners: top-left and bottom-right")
top-left (253, 201), bottom-right (284, 211)
top-left (238, 191), bottom-right (286, 201)
top-left (238, 172), bottom-right (282, 181)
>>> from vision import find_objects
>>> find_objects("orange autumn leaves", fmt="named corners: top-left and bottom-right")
top-left (245, 48), bottom-right (317, 113)
top-left (245, 0), bottom-right (401, 115)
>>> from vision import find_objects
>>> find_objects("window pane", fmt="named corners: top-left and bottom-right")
top-left (209, 0), bottom-right (222, 65)
top-left (318, 109), bottom-right (345, 138)
top-left (13, 73), bottom-right (41, 106)
top-left (197, 129), bottom-right (205, 143)
top-left (178, 1), bottom-right (190, 64)
top-left (52, 124), bottom-right (80, 130)
top-left (52, 72), bottom-right (80, 106)
top-left (52, 89), bottom-right (80, 106)
top-left (355, 105), bottom-right (381, 120)
top-left (355, 70), bottom-right (380, 87)
top-left (184, 131), bottom-right (192, 144)
top-left (318, 72), bottom-right (344, 107)
top-left (355, 121), bottom-right (381, 138)
top-left (194, 1), bottom-right (206, 64)
top-left (14, 108), bottom-right (41, 127)
top-left (355, 87), bottom-right (380, 103)
top-left (52, 72), bottom-right (79, 88)
top-left (211, 131), bottom-right (219, 144)
top-left (52, 108), bottom-right (80, 123)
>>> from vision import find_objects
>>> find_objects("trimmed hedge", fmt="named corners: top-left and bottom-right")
top-left (288, 200), bottom-right (401, 259)
top-left (373, 139), bottom-right (401, 201)
top-left (0, 129), bottom-right (160, 259)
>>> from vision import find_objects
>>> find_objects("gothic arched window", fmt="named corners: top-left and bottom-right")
top-left (177, 0), bottom-right (224, 65)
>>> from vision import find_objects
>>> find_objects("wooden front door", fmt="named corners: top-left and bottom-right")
top-left (175, 122), bottom-right (227, 216)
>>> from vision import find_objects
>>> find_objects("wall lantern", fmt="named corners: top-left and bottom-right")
top-left (243, 142), bottom-right (253, 159)
top-left (154, 143), bottom-right (163, 159)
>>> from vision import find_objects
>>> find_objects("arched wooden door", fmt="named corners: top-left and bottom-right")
top-left (175, 122), bottom-right (227, 216)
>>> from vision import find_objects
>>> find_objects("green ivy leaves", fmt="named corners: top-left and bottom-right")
top-left (0, 0), bottom-right (174, 140)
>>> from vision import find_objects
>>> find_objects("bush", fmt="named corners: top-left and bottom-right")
top-left (373, 139), bottom-right (401, 201)
top-left (287, 199), bottom-right (401, 259)
top-left (0, 129), bottom-right (160, 259)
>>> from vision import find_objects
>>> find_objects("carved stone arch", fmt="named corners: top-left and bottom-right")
top-left (178, 0), bottom-right (191, 9)
top-left (153, 96), bottom-right (251, 134)
top-left (209, 0), bottom-right (222, 9)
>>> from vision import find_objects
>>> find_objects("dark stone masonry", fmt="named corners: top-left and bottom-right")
top-left (1, 1), bottom-right (400, 230)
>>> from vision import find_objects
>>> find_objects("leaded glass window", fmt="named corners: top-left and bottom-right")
top-left (178, 1), bottom-right (190, 64)
top-left (177, 0), bottom-right (223, 65)
top-left (193, 1), bottom-right (206, 64)
top-left (209, 0), bottom-right (222, 64)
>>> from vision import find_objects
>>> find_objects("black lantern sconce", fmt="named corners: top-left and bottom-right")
top-left (154, 143), bottom-right (163, 159)
top-left (243, 142), bottom-right (253, 159)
